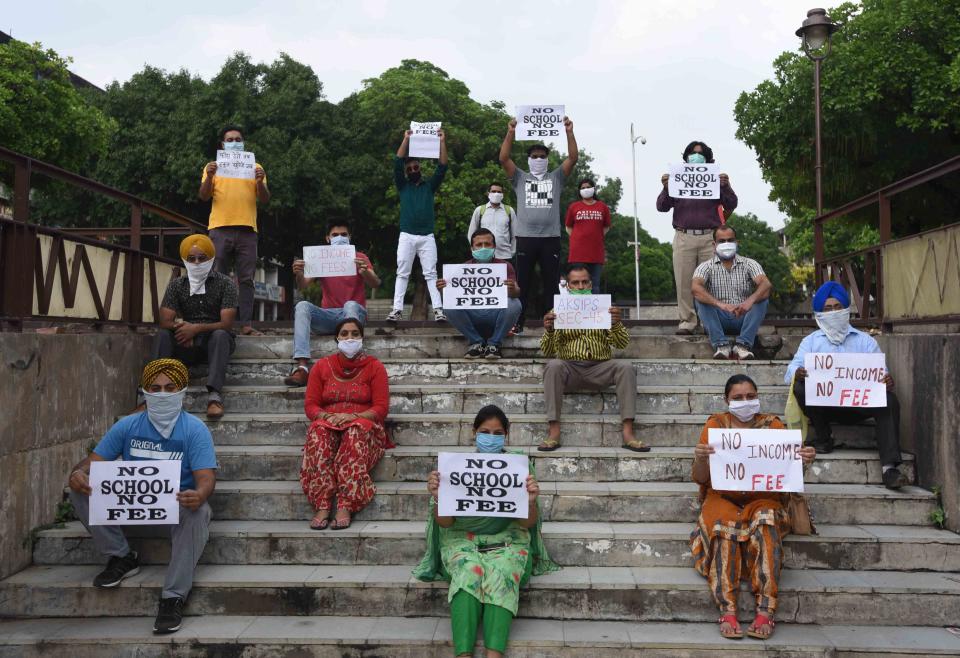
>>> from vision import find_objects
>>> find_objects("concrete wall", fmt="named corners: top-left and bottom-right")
top-left (879, 334), bottom-right (960, 532)
top-left (0, 333), bottom-right (149, 579)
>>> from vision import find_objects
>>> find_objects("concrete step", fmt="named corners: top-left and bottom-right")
top-left (201, 413), bottom-right (879, 450)
top-left (32, 521), bottom-right (960, 572)
top-left (184, 383), bottom-right (794, 416)
top-left (5, 565), bottom-right (959, 627)
top-left (2, 616), bottom-right (958, 657)
top-left (230, 333), bottom-right (801, 361)
top-left (217, 445), bottom-right (914, 485)
top-left (192, 357), bottom-right (798, 387)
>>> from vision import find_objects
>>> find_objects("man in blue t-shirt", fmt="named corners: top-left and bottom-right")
top-left (67, 359), bottom-right (217, 635)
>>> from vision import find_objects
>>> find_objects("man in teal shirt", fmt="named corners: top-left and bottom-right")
top-left (387, 128), bottom-right (449, 323)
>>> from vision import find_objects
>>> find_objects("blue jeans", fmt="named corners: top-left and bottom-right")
top-left (585, 263), bottom-right (603, 294)
top-left (293, 300), bottom-right (367, 359)
top-left (445, 298), bottom-right (522, 347)
top-left (695, 299), bottom-right (769, 348)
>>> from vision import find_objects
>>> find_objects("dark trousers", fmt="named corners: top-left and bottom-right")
top-left (153, 329), bottom-right (235, 394)
top-left (210, 226), bottom-right (257, 324)
top-left (792, 378), bottom-right (902, 465)
top-left (516, 236), bottom-right (561, 326)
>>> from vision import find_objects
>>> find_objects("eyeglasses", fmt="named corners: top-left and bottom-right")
top-left (184, 255), bottom-right (210, 264)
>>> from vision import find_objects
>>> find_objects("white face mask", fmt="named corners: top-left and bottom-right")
top-left (716, 242), bottom-right (738, 260)
top-left (222, 141), bottom-right (244, 152)
top-left (728, 398), bottom-right (761, 422)
top-left (528, 157), bottom-right (549, 177)
top-left (488, 192), bottom-right (504, 204)
top-left (579, 187), bottom-right (595, 199)
top-left (142, 389), bottom-right (186, 439)
top-left (815, 308), bottom-right (851, 345)
top-left (184, 259), bottom-right (214, 295)
top-left (329, 235), bottom-right (350, 246)
top-left (338, 338), bottom-right (363, 359)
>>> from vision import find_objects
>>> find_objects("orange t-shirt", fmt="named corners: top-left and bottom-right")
top-left (201, 165), bottom-right (266, 232)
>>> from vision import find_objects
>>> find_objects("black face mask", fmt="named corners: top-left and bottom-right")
top-left (407, 170), bottom-right (422, 183)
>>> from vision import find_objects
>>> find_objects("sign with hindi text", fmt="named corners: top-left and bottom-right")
top-left (303, 245), bottom-right (357, 278)
top-left (89, 460), bottom-right (180, 525)
top-left (516, 105), bottom-right (565, 140)
top-left (409, 121), bottom-right (441, 158)
top-left (438, 452), bottom-right (529, 518)
top-left (708, 428), bottom-right (804, 493)
top-left (216, 149), bottom-right (256, 180)
top-left (668, 163), bottom-right (720, 199)
top-left (803, 352), bottom-right (888, 407)
top-left (553, 294), bottom-right (612, 330)
top-left (442, 263), bottom-right (508, 310)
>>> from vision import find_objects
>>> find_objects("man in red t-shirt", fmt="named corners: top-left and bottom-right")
top-left (565, 178), bottom-right (611, 294)
top-left (284, 220), bottom-right (381, 386)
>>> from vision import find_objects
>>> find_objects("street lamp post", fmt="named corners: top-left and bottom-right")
top-left (629, 123), bottom-right (647, 316)
top-left (796, 7), bottom-right (838, 269)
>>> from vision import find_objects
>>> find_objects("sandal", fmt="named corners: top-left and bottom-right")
top-left (309, 512), bottom-right (331, 531)
top-left (622, 439), bottom-right (651, 452)
top-left (718, 614), bottom-right (743, 640)
top-left (330, 511), bottom-right (352, 530)
top-left (241, 326), bottom-right (264, 336)
top-left (537, 438), bottom-right (561, 452)
top-left (747, 613), bottom-right (775, 639)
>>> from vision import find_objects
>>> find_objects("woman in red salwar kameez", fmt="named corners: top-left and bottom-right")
top-left (301, 318), bottom-right (392, 530)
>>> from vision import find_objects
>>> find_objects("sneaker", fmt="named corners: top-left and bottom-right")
top-left (153, 596), bottom-right (184, 635)
top-left (434, 309), bottom-right (447, 322)
top-left (882, 467), bottom-right (909, 490)
top-left (93, 551), bottom-right (140, 588)
top-left (464, 343), bottom-right (485, 359)
top-left (385, 309), bottom-right (402, 323)
top-left (731, 344), bottom-right (755, 360)
top-left (713, 345), bottom-right (732, 360)
top-left (283, 365), bottom-right (309, 387)
top-left (485, 344), bottom-right (502, 360)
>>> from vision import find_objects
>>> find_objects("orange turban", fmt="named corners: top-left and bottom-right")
top-left (179, 234), bottom-right (215, 260)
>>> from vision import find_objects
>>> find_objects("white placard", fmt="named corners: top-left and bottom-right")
top-left (216, 149), bottom-right (257, 180)
top-left (515, 105), bottom-right (565, 141)
top-left (89, 460), bottom-right (181, 525)
top-left (803, 352), bottom-right (888, 407)
top-left (409, 121), bottom-right (441, 158)
top-left (442, 263), bottom-right (508, 310)
top-left (553, 294), bottom-right (612, 330)
top-left (303, 245), bottom-right (357, 278)
top-left (437, 452), bottom-right (529, 518)
top-left (708, 428), bottom-right (804, 493)
top-left (668, 163), bottom-right (720, 199)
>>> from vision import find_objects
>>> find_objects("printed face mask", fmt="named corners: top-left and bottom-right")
top-left (329, 235), bottom-right (350, 246)
top-left (183, 259), bottom-right (215, 295)
top-left (472, 247), bottom-right (495, 262)
top-left (476, 432), bottom-right (505, 453)
top-left (528, 157), bottom-right (549, 177)
top-left (337, 338), bottom-right (363, 359)
top-left (223, 141), bottom-right (244, 152)
top-left (488, 192), bottom-right (504, 204)
top-left (814, 308), bottom-right (851, 345)
top-left (716, 242), bottom-right (738, 260)
top-left (579, 187), bottom-right (596, 199)
top-left (142, 389), bottom-right (186, 439)
top-left (687, 153), bottom-right (706, 164)
top-left (728, 398), bottom-right (761, 422)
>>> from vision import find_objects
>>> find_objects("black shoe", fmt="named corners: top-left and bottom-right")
top-left (485, 344), bottom-right (502, 360)
top-left (511, 324), bottom-right (524, 336)
top-left (882, 467), bottom-right (909, 490)
top-left (153, 596), bottom-right (184, 634)
top-left (464, 343), bottom-right (485, 359)
top-left (93, 551), bottom-right (140, 588)
top-left (809, 438), bottom-right (834, 454)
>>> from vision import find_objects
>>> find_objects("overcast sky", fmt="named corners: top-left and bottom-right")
top-left (6, 0), bottom-right (824, 243)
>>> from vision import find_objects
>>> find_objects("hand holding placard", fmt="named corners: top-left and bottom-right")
top-left (553, 294), bottom-right (612, 329)
top-left (707, 428), bottom-right (804, 493)
top-left (303, 245), bottom-right (357, 278)
top-left (215, 149), bottom-right (257, 180)
top-left (668, 163), bottom-right (720, 199)
top-left (803, 352), bottom-right (887, 407)
top-left (409, 121), bottom-right (441, 159)
top-left (515, 105), bottom-right (565, 140)
top-left (442, 263), bottom-right (508, 309)
top-left (437, 452), bottom-right (529, 518)
top-left (89, 460), bottom-right (181, 525)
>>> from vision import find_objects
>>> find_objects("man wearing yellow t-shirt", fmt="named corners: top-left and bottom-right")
top-left (199, 125), bottom-right (270, 335)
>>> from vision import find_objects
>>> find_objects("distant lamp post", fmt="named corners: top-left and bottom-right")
top-left (629, 123), bottom-right (647, 315)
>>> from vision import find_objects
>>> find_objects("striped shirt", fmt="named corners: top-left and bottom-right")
top-left (540, 322), bottom-right (630, 361)
top-left (693, 255), bottom-right (765, 305)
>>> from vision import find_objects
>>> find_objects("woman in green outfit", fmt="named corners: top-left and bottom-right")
top-left (414, 405), bottom-right (560, 657)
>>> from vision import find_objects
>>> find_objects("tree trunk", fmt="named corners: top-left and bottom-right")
top-left (411, 269), bottom-right (428, 320)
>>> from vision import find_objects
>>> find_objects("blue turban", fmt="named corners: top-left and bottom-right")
top-left (812, 281), bottom-right (850, 312)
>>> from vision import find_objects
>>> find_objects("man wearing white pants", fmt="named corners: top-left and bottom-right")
top-left (387, 128), bottom-right (449, 323)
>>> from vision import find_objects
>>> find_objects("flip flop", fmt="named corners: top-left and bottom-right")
top-left (309, 513), bottom-right (331, 530)
top-left (622, 439), bottom-right (651, 452)
top-left (747, 613), bottom-right (775, 639)
top-left (537, 438), bottom-right (561, 452)
top-left (330, 512), bottom-right (352, 530)
top-left (719, 614), bottom-right (743, 640)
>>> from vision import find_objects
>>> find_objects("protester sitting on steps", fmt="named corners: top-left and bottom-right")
top-left (300, 318), bottom-right (392, 530)
top-left (785, 281), bottom-right (907, 489)
top-left (154, 234), bottom-right (238, 419)
top-left (691, 374), bottom-right (816, 641)
top-left (66, 358), bottom-right (217, 636)
top-left (285, 219), bottom-right (381, 387)
top-left (692, 224), bottom-right (771, 360)
top-left (416, 405), bottom-right (559, 658)
top-left (539, 263), bottom-right (648, 452)
top-left (437, 228), bottom-right (522, 360)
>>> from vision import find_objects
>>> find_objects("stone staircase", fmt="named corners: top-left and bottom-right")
top-left (3, 327), bottom-right (960, 656)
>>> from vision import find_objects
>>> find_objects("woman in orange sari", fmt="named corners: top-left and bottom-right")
top-left (690, 374), bottom-right (815, 640)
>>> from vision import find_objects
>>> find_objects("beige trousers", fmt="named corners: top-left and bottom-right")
top-left (543, 359), bottom-right (636, 422)
top-left (672, 230), bottom-right (716, 330)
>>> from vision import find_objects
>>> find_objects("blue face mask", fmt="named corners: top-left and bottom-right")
top-left (476, 432), bottom-right (505, 453)
top-left (472, 247), bottom-right (495, 262)
top-left (686, 153), bottom-right (706, 164)
top-left (330, 235), bottom-right (350, 246)
top-left (223, 141), bottom-right (244, 152)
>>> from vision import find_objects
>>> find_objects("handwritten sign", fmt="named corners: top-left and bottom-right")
top-left (804, 352), bottom-right (887, 407)
top-left (516, 105), bottom-right (565, 140)
top-left (668, 163), bottom-right (720, 199)
top-left (442, 263), bottom-right (508, 310)
top-left (89, 460), bottom-right (180, 525)
top-left (708, 428), bottom-right (804, 493)
top-left (303, 245), bottom-right (357, 278)
top-left (216, 149), bottom-right (256, 180)
top-left (553, 294), bottom-right (612, 330)
top-left (438, 452), bottom-right (528, 518)
top-left (409, 121), bottom-right (441, 159)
